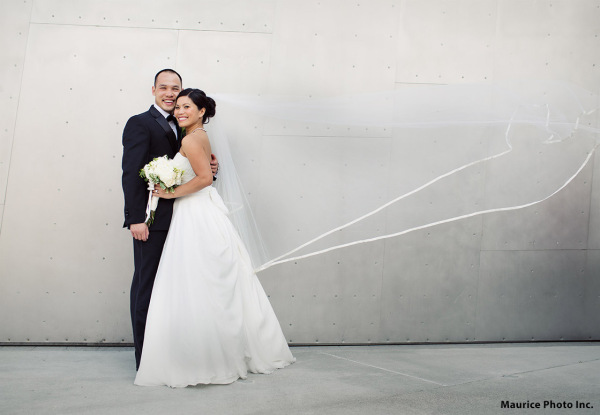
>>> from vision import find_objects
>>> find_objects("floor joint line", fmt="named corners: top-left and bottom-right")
top-left (319, 352), bottom-right (447, 386)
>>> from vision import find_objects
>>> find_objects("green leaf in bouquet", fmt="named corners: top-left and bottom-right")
top-left (145, 211), bottom-right (155, 226)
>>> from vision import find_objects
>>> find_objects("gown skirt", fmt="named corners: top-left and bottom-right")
top-left (134, 154), bottom-right (294, 387)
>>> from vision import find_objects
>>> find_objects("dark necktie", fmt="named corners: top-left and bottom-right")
top-left (166, 115), bottom-right (179, 141)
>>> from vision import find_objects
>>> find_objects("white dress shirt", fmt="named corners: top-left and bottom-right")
top-left (153, 104), bottom-right (177, 138)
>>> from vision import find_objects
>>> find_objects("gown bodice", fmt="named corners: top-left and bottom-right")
top-left (173, 152), bottom-right (198, 185)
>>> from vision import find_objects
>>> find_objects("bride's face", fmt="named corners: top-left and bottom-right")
top-left (174, 96), bottom-right (205, 128)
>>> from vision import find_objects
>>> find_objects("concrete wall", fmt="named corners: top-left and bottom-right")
top-left (0, 0), bottom-right (598, 345)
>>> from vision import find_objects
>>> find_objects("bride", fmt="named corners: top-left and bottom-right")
top-left (134, 88), bottom-right (295, 387)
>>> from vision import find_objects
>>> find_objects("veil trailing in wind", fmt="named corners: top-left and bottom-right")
top-left (205, 80), bottom-right (599, 272)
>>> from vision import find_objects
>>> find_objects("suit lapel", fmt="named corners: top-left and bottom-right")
top-left (176, 125), bottom-right (182, 149)
top-left (149, 106), bottom-right (178, 154)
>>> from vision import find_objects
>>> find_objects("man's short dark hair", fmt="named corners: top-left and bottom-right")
top-left (154, 69), bottom-right (182, 86)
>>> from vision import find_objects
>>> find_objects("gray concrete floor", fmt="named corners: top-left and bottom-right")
top-left (0, 343), bottom-right (599, 414)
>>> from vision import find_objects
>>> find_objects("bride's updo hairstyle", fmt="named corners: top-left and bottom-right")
top-left (177, 88), bottom-right (216, 124)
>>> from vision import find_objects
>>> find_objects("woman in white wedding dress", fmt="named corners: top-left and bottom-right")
top-left (134, 89), bottom-right (294, 387)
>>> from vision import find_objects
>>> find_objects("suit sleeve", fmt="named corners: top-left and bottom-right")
top-left (122, 115), bottom-right (150, 227)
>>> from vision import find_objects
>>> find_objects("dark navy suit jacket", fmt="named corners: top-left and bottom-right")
top-left (122, 105), bottom-right (180, 231)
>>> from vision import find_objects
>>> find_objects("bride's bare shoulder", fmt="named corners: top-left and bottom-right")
top-left (182, 130), bottom-right (211, 154)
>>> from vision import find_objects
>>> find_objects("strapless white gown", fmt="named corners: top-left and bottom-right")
top-left (134, 153), bottom-right (294, 387)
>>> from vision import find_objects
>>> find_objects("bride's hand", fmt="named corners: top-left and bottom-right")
top-left (153, 184), bottom-right (174, 199)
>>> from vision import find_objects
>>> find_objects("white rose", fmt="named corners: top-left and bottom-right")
top-left (156, 165), bottom-right (174, 184)
top-left (162, 175), bottom-right (176, 188)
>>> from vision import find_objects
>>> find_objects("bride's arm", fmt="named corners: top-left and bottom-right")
top-left (155, 133), bottom-right (213, 199)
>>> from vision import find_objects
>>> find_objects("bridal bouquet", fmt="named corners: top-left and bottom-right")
top-left (139, 156), bottom-right (185, 225)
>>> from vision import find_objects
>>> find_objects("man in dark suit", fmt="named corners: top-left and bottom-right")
top-left (121, 69), bottom-right (217, 369)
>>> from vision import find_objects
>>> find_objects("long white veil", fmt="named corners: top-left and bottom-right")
top-left (209, 80), bottom-right (599, 272)
top-left (207, 118), bottom-right (270, 268)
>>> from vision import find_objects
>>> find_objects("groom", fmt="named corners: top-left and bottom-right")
top-left (121, 69), bottom-right (217, 369)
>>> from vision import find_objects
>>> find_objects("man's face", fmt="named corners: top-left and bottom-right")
top-left (152, 72), bottom-right (182, 113)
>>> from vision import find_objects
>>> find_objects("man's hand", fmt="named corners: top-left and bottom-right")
top-left (210, 154), bottom-right (219, 176)
top-left (130, 223), bottom-right (149, 241)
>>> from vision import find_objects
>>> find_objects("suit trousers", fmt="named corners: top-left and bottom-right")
top-left (130, 230), bottom-right (168, 369)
